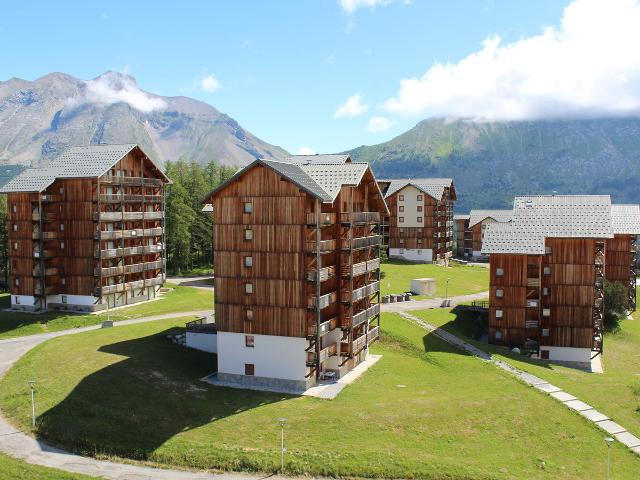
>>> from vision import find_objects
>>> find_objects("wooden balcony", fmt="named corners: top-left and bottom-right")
top-left (527, 277), bottom-right (541, 287)
top-left (305, 239), bottom-right (337, 253)
top-left (367, 326), bottom-right (380, 345)
top-left (98, 275), bottom-right (164, 295)
top-left (94, 227), bottom-right (164, 240)
top-left (307, 342), bottom-right (338, 366)
top-left (100, 175), bottom-right (164, 187)
top-left (94, 211), bottom-right (164, 221)
top-left (97, 244), bottom-right (164, 259)
top-left (341, 258), bottom-right (380, 277)
top-left (40, 194), bottom-right (61, 202)
top-left (95, 259), bottom-right (165, 277)
top-left (307, 265), bottom-right (336, 282)
top-left (339, 211), bottom-right (380, 225)
top-left (307, 316), bottom-right (338, 338)
top-left (33, 266), bottom-right (59, 276)
top-left (342, 333), bottom-right (367, 356)
top-left (32, 212), bottom-right (58, 221)
top-left (309, 291), bottom-right (338, 310)
top-left (306, 212), bottom-right (337, 226)
top-left (342, 281), bottom-right (380, 303)
top-left (33, 250), bottom-right (55, 258)
top-left (342, 235), bottom-right (382, 250)
top-left (98, 194), bottom-right (163, 203)
top-left (34, 284), bottom-right (57, 296)
top-left (342, 303), bottom-right (380, 329)
top-left (32, 230), bottom-right (61, 240)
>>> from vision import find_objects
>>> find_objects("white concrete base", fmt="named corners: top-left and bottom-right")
top-left (536, 346), bottom-right (592, 364)
top-left (186, 331), bottom-right (217, 353)
top-left (389, 248), bottom-right (433, 263)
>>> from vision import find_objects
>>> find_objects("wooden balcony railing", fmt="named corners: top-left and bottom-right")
top-left (95, 211), bottom-right (164, 221)
top-left (33, 266), bottom-right (59, 277)
top-left (307, 316), bottom-right (338, 338)
top-left (309, 291), bottom-right (338, 310)
top-left (341, 303), bottom-right (380, 329)
top-left (339, 211), bottom-right (380, 224)
top-left (307, 265), bottom-right (336, 282)
top-left (40, 194), bottom-right (61, 202)
top-left (367, 326), bottom-right (380, 345)
top-left (343, 333), bottom-right (367, 356)
top-left (32, 231), bottom-right (61, 240)
top-left (98, 194), bottom-right (163, 203)
top-left (305, 239), bottom-right (337, 253)
top-left (98, 275), bottom-right (164, 295)
top-left (33, 250), bottom-right (55, 258)
top-left (100, 175), bottom-right (164, 187)
top-left (307, 342), bottom-right (338, 365)
top-left (94, 227), bottom-right (164, 240)
top-left (95, 259), bottom-right (165, 277)
top-left (342, 281), bottom-right (380, 303)
top-left (306, 212), bottom-right (337, 226)
top-left (97, 244), bottom-right (164, 259)
top-left (343, 235), bottom-right (382, 250)
top-left (342, 257), bottom-right (380, 277)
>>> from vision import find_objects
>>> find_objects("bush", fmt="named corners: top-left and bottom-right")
top-left (604, 280), bottom-right (628, 331)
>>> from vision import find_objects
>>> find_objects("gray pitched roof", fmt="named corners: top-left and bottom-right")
top-left (380, 178), bottom-right (454, 200)
top-left (611, 204), bottom-right (640, 235)
top-left (469, 209), bottom-right (513, 227)
top-left (0, 144), bottom-right (169, 193)
top-left (482, 195), bottom-right (613, 255)
top-left (301, 163), bottom-right (368, 201)
top-left (287, 154), bottom-right (351, 165)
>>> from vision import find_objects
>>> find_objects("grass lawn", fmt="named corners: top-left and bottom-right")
top-left (380, 259), bottom-right (489, 298)
top-left (0, 283), bottom-right (213, 340)
top-left (413, 303), bottom-right (640, 440)
top-left (0, 451), bottom-right (96, 479)
top-left (1, 315), bottom-right (639, 478)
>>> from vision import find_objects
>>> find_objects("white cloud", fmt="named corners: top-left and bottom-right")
top-left (297, 146), bottom-right (317, 155)
top-left (339, 0), bottom-right (392, 13)
top-left (334, 93), bottom-right (369, 118)
top-left (366, 116), bottom-right (392, 133)
top-left (201, 74), bottom-right (221, 93)
top-left (384, 0), bottom-right (640, 120)
top-left (83, 71), bottom-right (166, 113)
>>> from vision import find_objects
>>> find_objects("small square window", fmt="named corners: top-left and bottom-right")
top-left (495, 309), bottom-right (503, 318)
top-left (496, 268), bottom-right (504, 277)
top-left (543, 308), bottom-right (551, 317)
top-left (417, 249), bottom-right (422, 254)
top-left (244, 202), bottom-right (253, 214)
top-left (399, 195), bottom-right (404, 201)
top-left (542, 329), bottom-right (550, 337)
top-left (15, 278), bottom-right (20, 286)
top-left (496, 288), bottom-right (504, 298)
top-left (245, 282), bottom-right (254, 294)
top-left (246, 309), bottom-right (254, 321)
top-left (543, 287), bottom-right (550, 296)
top-left (417, 205), bottom-right (423, 212)
top-left (545, 245), bottom-right (552, 255)
top-left (417, 238), bottom-right (422, 244)
top-left (12, 224), bottom-right (17, 232)
top-left (61, 278), bottom-right (66, 285)
top-left (399, 238), bottom-right (404, 244)
top-left (495, 330), bottom-right (503, 340)
top-left (543, 266), bottom-right (551, 276)
top-left (399, 205), bottom-right (404, 212)
top-left (399, 228), bottom-right (404, 234)
top-left (244, 229), bottom-right (253, 241)
top-left (13, 242), bottom-right (18, 250)
top-left (244, 256), bottom-right (253, 268)
top-left (61, 295), bottom-right (67, 304)
top-left (417, 195), bottom-right (423, 201)
top-left (399, 217), bottom-right (404, 223)
top-left (245, 335), bottom-right (255, 347)
top-left (59, 187), bottom-right (64, 195)
top-left (59, 224), bottom-right (65, 232)
top-left (417, 216), bottom-right (423, 223)
top-left (12, 205), bottom-right (16, 213)
top-left (245, 363), bottom-right (255, 376)
top-left (60, 241), bottom-right (65, 250)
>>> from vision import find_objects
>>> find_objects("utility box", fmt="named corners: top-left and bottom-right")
top-left (411, 278), bottom-right (436, 296)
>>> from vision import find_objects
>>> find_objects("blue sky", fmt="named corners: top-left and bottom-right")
top-left (4, 0), bottom-right (636, 154)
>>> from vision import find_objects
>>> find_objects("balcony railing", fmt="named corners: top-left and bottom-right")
top-left (100, 175), bottom-right (164, 186)
top-left (345, 333), bottom-right (367, 355)
top-left (305, 239), bottom-right (337, 253)
top-left (97, 244), bottom-right (164, 259)
top-left (342, 303), bottom-right (380, 329)
top-left (343, 281), bottom-right (380, 303)
top-left (33, 250), bottom-right (55, 258)
top-left (95, 259), bottom-right (165, 277)
top-left (94, 227), bottom-right (164, 240)
top-left (94, 211), bottom-right (164, 221)
top-left (309, 291), bottom-right (338, 310)
top-left (339, 211), bottom-right (380, 224)
top-left (343, 235), bottom-right (382, 250)
top-left (98, 194), bottom-right (163, 203)
top-left (307, 265), bottom-right (336, 282)
top-left (367, 326), bottom-right (380, 345)
top-left (307, 316), bottom-right (338, 338)
top-left (33, 266), bottom-right (59, 276)
top-left (98, 275), bottom-right (164, 295)
top-left (40, 194), bottom-right (61, 202)
top-left (342, 257), bottom-right (380, 277)
top-left (307, 342), bottom-right (338, 366)
top-left (32, 230), bottom-right (61, 240)
top-left (306, 212), bottom-right (337, 226)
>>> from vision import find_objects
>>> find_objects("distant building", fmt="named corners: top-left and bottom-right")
top-left (453, 214), bottom-right (470, 258)
top-left (377, 179), bottom-right (456, 264)
top-left (482, 195), bottom-right (612, 365)
top-left (202, 154), bottom-right (387, 391)
top-left (606, 204), bottom-right (640, 311)
top-left (456, 209), bottom-right (513, 260)
top-left (0, 144), bottom-right (169, 312)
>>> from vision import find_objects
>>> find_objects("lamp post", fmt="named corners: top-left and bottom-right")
top-left (27, 380), bottom-right (36, 429)
top-left (278, 417), bottom-right (287, 471)
top-left (445, 277), bottom-right (450, 300)
top-left (605, 436), bottom-right (614, 480)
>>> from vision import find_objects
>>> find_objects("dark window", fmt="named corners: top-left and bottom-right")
top-left (540, 350), bottom-right (550, 360)
top-left (399, 195), bottom-right (404, 201)
top-left (417, 217), bottom-right (423, 223)
top-left (417, 195), bottom-right (423, 201)
top-left (417, 205), bottom-right (423, 212)
top-left (399, 217), bottom-right (404, 223)
top-left (399, 205), bottom-right (404, 212)
top-left (244, 363), bottom-right (255, 375)
top-left (245, 335), bottom-right (255, 347)
top-left (244, 202), bottom-right (253, 214)
top-left (244, 256), bottom-right (253, 268)
top-left (246, 309), bottom-right (254, 321)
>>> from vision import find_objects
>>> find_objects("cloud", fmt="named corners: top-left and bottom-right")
top-left (339, 0), bottom-right (392, 13)
top-left (366, 116), bottom-right (392, 133)
top-left (297, 146), bottom-right (317, 155)
top-left (334, 93), bottom-right (369, 118)
top-left (384, 0), bottom-right (640, 120)
top-left (83, 71), bottom-right (166, 113)
top-left (201, 74), bottom-right (221, 93)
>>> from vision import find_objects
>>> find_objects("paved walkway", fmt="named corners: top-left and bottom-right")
top-left (398, 311), bottom-right (640, 456)
top-left (167, 275), bottom-right (214, 290)
top-left (381, 291), bottom-right (489, 312)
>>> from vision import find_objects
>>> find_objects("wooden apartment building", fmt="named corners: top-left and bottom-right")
top-left (607, 204), bottom-right (640, 311)
top-left (377, 179), bottom-right (456, 264)
top-left (0, 144), bottom-right (169, 312)
top-left (454, 209), bottom-right (513, 259)
top-left (203, 154), bottom-right (387, 391)
top-left (482, 195), bottom-right (613, 365)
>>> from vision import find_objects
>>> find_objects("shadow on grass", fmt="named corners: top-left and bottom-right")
top-left (35, 327), bottom-right (291, 460)
top-left (0, 295), bottom-right (84, 336)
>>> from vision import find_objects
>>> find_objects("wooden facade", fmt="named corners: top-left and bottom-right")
top-left (207, 161), bottom-right (385, 382)
top-left (454, 216), bottom-right (470, 257)
top-left (605, 234), bottom-right (637, 311)
top-left (5, 146), bottom-right (167, 311)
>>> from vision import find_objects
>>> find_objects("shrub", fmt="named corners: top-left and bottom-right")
top-left (604, 280), bottom-right (628, 331)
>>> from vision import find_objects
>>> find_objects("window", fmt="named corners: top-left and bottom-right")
top-left (417, 195), bottom-right (423, 201)
top-left (417, 205), bottom-right (423, 212)
top-left (12, 224), bottom-right (17, 232)
top-left (399, 206), bottom-right (404, 212)
top-left (545, 245), bottom-right (552, 255)
top-left (244, 256), bottom-right (253, 268)
top-left (399, 228), bottom-right (404, 234)
top-left (244, 363), bottom-right (255, 376)
top-left (12, 205), bottom-right (16, 213)
top-left (59, 224), bottom-right (65, 232)
top-left (417, 216), bottom-right (423, 223)
top-left (14, 296), bottom-right (20, 305)
top-left (527, 299), bottom-right (539, 308)
top-left (543, 266), bottom-right (552, 276)
top-left (15, 278), bottom-right (20, 287)
top-left (61, 278), bottom-right (66, 285)
top-left (496, 288), bottom-right (504, 298)
top-left (13, 242), bottom-right (18, 251)
top-left (543, 287), bottom-right (550, 296)
top-left (496, 267), bottom-right (504, 277)
top-left (399, 195), bottom-right (404, 201)
top-left (245, 282), bottom-right (254, 294)
top-left (60, 241), bottom-right (65, 250)
top-left (399, 238), bottom-right (404, 244)
top-left (542, 329), bottom-right (550, 337)
top-left (244, 228), bottom-right (253, 241)
top-left (246, 309), bottom-right (254, 321)
top-left (495, 330), bottom-right (503, 340)
top-left (399, 249), bottom-right (404, 254)
top-left (59, 187), bottom-right (64, 195)
top-left (399, 217), bottom-right (404, 223)
top-left (417, 249), bottom-right (422, 255)
top-left (245, 335), bottom-right (255, 347)
top-left (495, 309), bottom-right (503, 319)
top-left (540, 350), bottom-right (550, 359)
top-left (61, 295), bottom-right (67, 304)
top-left (417, 238), bottom-right (422, 244)
top-left (543, 308), bottom-right (551, 317)
top-left (243, 202), bottom-right (253, 214)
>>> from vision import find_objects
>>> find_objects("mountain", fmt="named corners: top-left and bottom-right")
top-left (349, 117), bottom-right (640, 212)
top-left (0, 71), bottom-right (287, 167)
